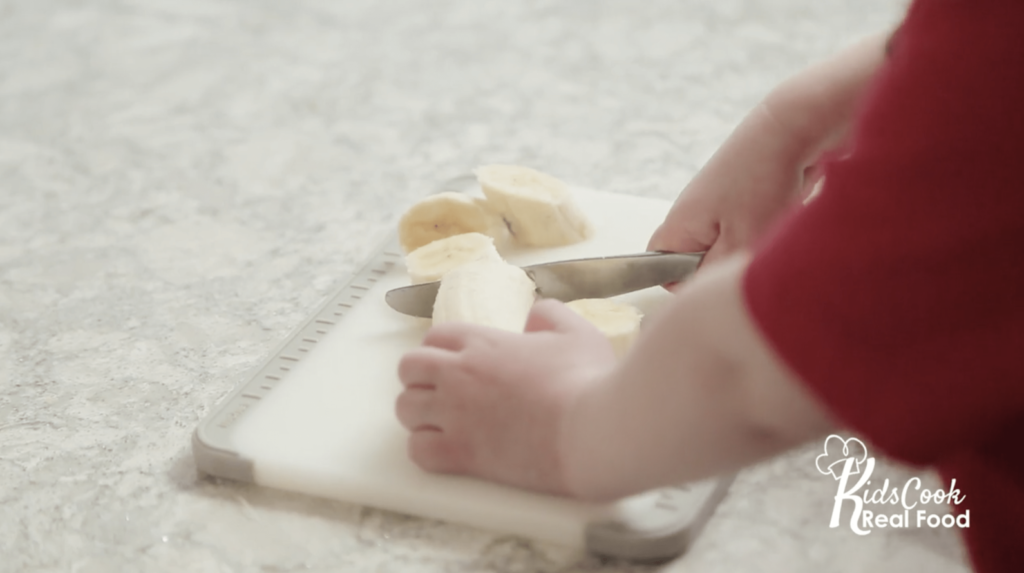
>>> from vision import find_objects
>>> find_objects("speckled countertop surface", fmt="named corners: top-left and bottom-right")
top-left (0, 1), bottom-right (974, 572)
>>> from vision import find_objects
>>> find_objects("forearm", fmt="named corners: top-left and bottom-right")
top-left (706, 33), bottom-right (890, 183)
top-left (763, 31), bottom-right (890, 161)
top-left (649, 32), bottom-right (891, 257)
top-left (560, 255), bottom-right (836, 500)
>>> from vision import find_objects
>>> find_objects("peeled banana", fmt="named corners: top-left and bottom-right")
top-left (404, 232), bottom-right (502, 284)
top-left (397, 191), bottom-right (504, 253)
top-left (396, 166), bottom-right (598, 331)
top-left (475, 164), bottom-right (593, 248)
top-left (433, 259), bottom-right (537, 332)
top-left (566, 298), bottom-right (643, 357)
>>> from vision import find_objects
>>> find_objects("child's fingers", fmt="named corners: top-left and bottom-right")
top-left (422, 323), bottom-right (470, 351)
top-left (395, 387), bottom-right (441, 431)
top-left (407, 428), bottom-right (470, 475)
top-left (648, 101), bottom-right (823, 265)
top-left (397, 346), bottom-right (455, 389)
top-left (646, 218), bottom-right (715, 256)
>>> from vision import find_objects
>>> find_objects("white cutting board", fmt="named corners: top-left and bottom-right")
top-left (193, 186), bottom-right (731, 559)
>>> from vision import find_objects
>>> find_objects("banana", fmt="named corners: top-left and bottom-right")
top-left (404, 232), bottom-right (502, 284)
top-left (566, 298), bottom-right (643, 357)
top-left (397, 192), bottom-right (504, 253)
top-left (433, 259), bottom-right (537, 332)
top-left (471, 195), bottom-right (514, 249)
top-left (475, 164), bottom-right (593, 248)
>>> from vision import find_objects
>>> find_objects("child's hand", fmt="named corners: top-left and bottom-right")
top-left (395, 299), bottom-right (616, 496)
top-left (647, 103), bottom-right (828, 266)
top-left (396, 257), bottom-right (837, 502)
top-left (649, 33), bottom-right (889, 266)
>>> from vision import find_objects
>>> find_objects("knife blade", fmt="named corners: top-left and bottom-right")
top-left (384, 251), bottom-right (705, 318)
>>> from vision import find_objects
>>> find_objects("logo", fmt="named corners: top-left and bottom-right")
top-left (816, 434), bottom-right (969, 535)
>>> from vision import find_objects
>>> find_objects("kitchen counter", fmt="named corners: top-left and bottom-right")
top-left (0, 1), bottom-right (973, 572)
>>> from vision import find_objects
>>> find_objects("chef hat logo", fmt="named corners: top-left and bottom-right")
top-left (815, 435), bottom-right (869, 479)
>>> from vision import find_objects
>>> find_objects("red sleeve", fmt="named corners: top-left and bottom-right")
top-left (743, 0), bottom-right (1024, 466)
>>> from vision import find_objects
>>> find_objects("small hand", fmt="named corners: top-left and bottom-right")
top-left (396, 299), bottom-right (616, 495)
top-left (649, 33), bottom-right (887, 268)
top-left (647, 102), bottom-right (827, 267)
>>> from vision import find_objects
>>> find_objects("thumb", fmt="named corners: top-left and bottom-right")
top-left (523, 298), bottom-right (593, 334)
top-left (646, 207), bottom-right (717, 255)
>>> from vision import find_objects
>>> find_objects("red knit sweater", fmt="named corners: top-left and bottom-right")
top-left (744, 1), bottom-right (1024, 571)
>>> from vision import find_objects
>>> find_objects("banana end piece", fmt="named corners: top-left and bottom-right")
top-left (566, 298), bottom-right (643, 357)
top-left (475, 164), bottom-right (594, 248)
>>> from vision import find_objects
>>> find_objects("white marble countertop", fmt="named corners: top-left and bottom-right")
top-left (0, 1), bottom-right (975, 572)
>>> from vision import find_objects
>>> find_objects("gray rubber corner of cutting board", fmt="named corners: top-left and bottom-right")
top-left (192, 425), bottom-right (254, 483)
top-left (584, 474), bottom-right (736, 563)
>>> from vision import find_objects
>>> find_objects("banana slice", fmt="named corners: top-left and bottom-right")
top-left (404, 232), bottom-right (502, 284)
top-left (433, 259), bottom-right (537, 332)
top-left (475, 164), bottom-right (593, 248)
top-left (471, 196), bottom-right (514, 250)
top-left (397, 192), bottom-right (504, 253)
top-left (566, 298), bottom-right (643, 357)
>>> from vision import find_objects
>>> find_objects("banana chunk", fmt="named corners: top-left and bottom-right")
top-left (433, 259), bottom-right (537, 332)
top-left (566, 298), bottom-right (643, 357)
top-left (397, 192), bottom-right (504, 253)
top-left (475, 164), bottom-right (593, 247)
top-left (404, 232), bottom-right (502, 284)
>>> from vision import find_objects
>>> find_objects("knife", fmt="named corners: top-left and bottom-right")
top-left (384, 251), bottom-right (705, 318)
